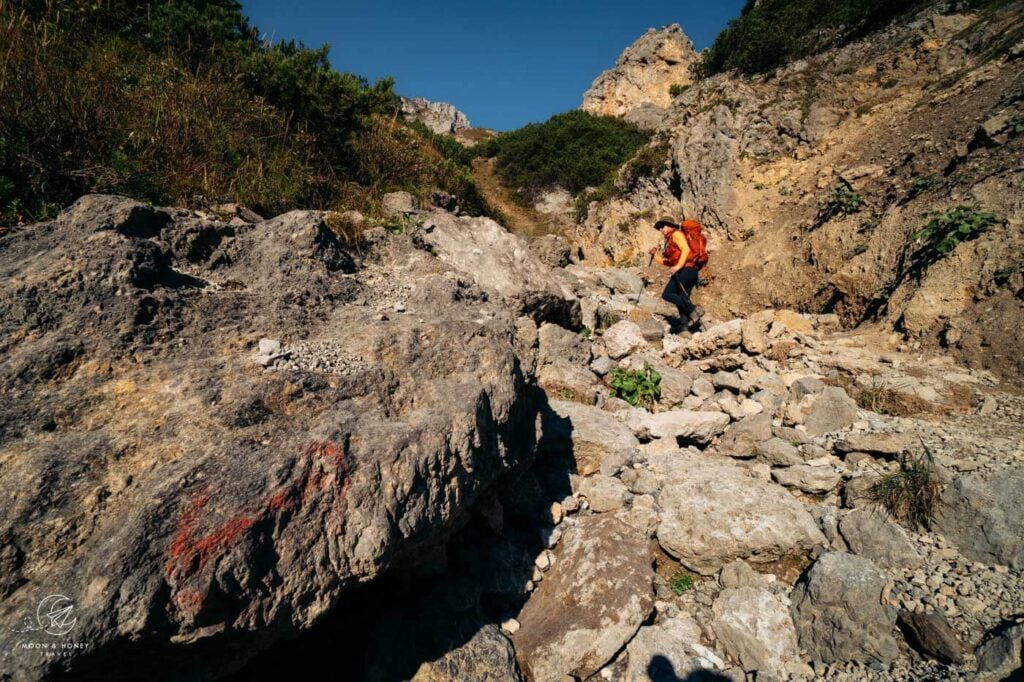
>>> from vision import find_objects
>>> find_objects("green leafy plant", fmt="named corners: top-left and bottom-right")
top-left (580, 326), bottom-right (593, 339)
top-left (909, 174), bottom-right (939, 197)
top-left (868, 444), bottom-right (941, 530)
top-left (814, 181), bottom-right (863, 227)
top-left (1009, 115), bottom-right (1024, 136)
top-left (669, 572), bottom-right (694, 595)
top-left (908, 207), bottom-right (998, 275)
top-left (610, 364), bottom-right (662, 409)
top-left (669, 83), bottom-right (691, 97)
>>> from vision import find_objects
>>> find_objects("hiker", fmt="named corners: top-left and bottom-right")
top-left (649, 216), bottom-right (708, 330)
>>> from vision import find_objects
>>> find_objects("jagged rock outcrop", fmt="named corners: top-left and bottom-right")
top-left (0, 195), bottom-right (544, 680)
top-left (571, 2), bottom-right (1024, 384)
top-left (581, 24), bottom-right (698, 120)
top-left (401, 96), bottom-right (471, 135)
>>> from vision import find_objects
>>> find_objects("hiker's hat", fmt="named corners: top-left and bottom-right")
top-left (653, 216), bottom-right (677, 230)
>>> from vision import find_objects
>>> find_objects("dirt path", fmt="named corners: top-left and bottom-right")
top-left (472, 158), bottom-right (572, 239)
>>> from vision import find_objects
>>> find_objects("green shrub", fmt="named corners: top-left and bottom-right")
top-left (909, 174), bottom-right (939, 197)
top-left (610, 364), bottom-right (662, 409)
top-left (815, 182), bottom-right (863, 225)
top-left (0, 0), bottom-right (478, 224)
top-left (696, 0), bottom-right (926, 77)
top-left (909, 206), bottom-right (998, 275)
top-left (868, 445), bottom-right (941, 530)
top-left (478, 110), bottom-right (649, 201)
top-left (669, 83), bottom-right (691, 97)
top-left (669, 572), bottom-right (694, 595)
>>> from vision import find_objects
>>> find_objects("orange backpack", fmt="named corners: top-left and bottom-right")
top-left (663, 220), bottom-right (709, 269)
top-left (679, 219), bottom-right (709, 269)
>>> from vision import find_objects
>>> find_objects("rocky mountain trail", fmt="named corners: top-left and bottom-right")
top-left (569, 1), bottom-right (1024, 386)
top-left (0, 191), bottom-right (1022, 681)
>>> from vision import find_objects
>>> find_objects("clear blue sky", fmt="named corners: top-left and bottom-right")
top-left (240, 0), bottom-right (746, 131)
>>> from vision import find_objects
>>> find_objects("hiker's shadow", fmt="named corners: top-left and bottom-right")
top-left (648, 655), bottom-right (734, 682)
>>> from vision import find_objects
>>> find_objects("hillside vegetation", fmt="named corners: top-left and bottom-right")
top-left (0, 0), bottom-right (484, 223)
top-left (477, 110), bottom-right (649, 203)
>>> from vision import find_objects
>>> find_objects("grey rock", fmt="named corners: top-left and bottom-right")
top-left (382, 190), bottom-right (419, 217)
top-left (692, 377), bottom-right (716, 399)
top-left (712, 587), bottom-right (800, 675)
top-left (538, 322), bottom-right (590, 367)
top-left (634, 409), bottom-right (730, 446)
top-left (834, 432), bottom-right (915, 458)
top-left (975, 621), bottom-right (1024, 681)
top-left (803, 387), bottom-right (859, 436)
top-left (529, 234), bottom-right (571, 268)
top-left (657, 455), bottom-right (825, 574)
top-left (589, 355), bottom-right (615, 376)
top-left (896, 610), bottom-right (966, 665)
top-left (933, 467), bottom-right (1024, 569)
top-left (540, 400), bottom-right (640, 476)
top-left (578, 475), bottom-right (629, 512)
top-left (420, 211), bottom-right (580, 327)
top-left (514, 516), bottom-right (653, 681)
top-left (791, 552), bottom-right (900, 669)
top-left (756, 438), bottom-right (803, 466)
top-left (603, 320), bottom-right (648, 359)
top-left (537, 359), bottom-right (605, 405)
top-left (0, 195), bottom-right (539, 680)
top-left (718, 413), bottom-right (774, 457)
top-left (409, 624), bottom-right (523, 682)
top-left (623, 615), bottom-right (727, 681)
top-left (400, 96), bottom-right (470, 134)
top-left (772, 465), bottom-right (842, 494)
top-left (839, 509), bottom-right (924, 570)
top-left (719, 559), bottom-right (769, 589)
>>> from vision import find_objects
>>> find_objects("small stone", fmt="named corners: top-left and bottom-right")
top-left (500, 618), bottom-right (520, 635)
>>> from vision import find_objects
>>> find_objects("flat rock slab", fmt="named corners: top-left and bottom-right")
top-left (514, 516), bottom-right (654, 681)
top-left (656, 455), bottom-right (825, 574)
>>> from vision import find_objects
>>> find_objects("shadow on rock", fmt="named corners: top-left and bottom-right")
top-left (648, 655), bottom-right (733, 682)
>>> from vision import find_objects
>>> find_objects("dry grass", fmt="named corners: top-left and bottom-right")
top-left (868, 444), bottom-right (941, 530)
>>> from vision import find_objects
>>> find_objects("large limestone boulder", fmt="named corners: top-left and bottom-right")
top-left (420, 211), bottom-right (580, 327)
top-left (656, 455), bottom-right (825, 574)
top-left (790, 552), bottom-right (900, 669)
top-left (0, 196), bottom-right (541, 680)
top-left (514, 516), bottom-right (654, 681)
top-left (933, 467), bottom-right (1024, 569)
top-left (711, 587), bottom-right (801, 676)
top-left (581, 24), bottom-right (699, 118)
top-left (540, 400), bottom-right (640, 476)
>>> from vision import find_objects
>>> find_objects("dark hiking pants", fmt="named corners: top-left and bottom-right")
top-left (661, 267), bottom-right (699, 319)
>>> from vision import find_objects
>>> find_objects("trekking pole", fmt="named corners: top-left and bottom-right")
top-left (635, 252), bottom-right (655, 304)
